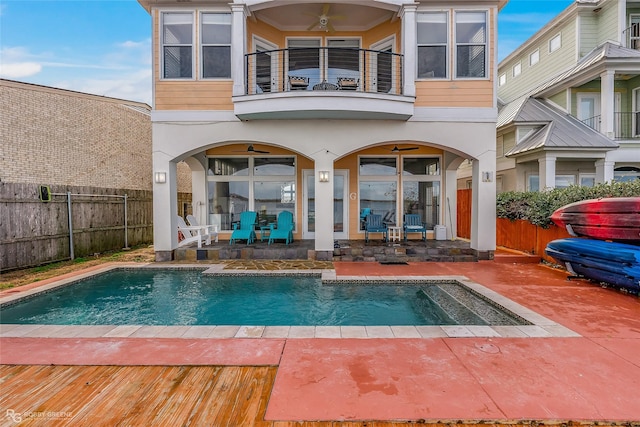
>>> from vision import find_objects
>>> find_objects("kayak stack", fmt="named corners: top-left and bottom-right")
top-left (545, 197), bottom-right (640, 294)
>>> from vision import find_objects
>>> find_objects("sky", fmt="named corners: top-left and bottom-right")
top-left (0, 0), bottom-right (574, 105)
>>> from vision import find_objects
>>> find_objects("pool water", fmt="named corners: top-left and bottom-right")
top-left (0, 270), bottom-right (525, 326)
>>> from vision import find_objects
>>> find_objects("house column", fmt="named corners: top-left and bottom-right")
top-left (231, 4), bottom-right (247, 96)
top-left (538, 155), bottom-right (556, 190)
top-left (400, 4), bottom-right (417, 97)
top-left (595, 159), bottom-right (615, 183)
top-left (312, 151), bottom-right (335, 258)
top-left (600, 70), bottom-right (615, 138)
top-left (153, 152), bottom-right (178, 261)
top-left (444, 168), bottom-right (458, 239)
top-left (470, 152), bottom-right (496, 257)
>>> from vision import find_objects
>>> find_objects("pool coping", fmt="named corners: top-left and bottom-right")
top-left (0, 263), bottom-right (580, 339)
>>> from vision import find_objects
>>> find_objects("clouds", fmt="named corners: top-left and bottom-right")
top-left (0, 38), bottom-right (152, 104)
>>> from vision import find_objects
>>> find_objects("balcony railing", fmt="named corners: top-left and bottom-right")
top-left (623, 23), bottom-right (640, 50)
top-left (244, 47), bottom-right (404, 96)
top-left (580, 112), bottom-right (640, 139)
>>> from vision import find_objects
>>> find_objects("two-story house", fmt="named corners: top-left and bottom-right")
top-left (460, 0), bottom-right (640, 192)
top-left (137, 0), bottom-right (507, 261)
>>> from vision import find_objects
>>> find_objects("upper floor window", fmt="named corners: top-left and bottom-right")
top-left (417, 12), bottom-right (448, 78)
top-left (512, 62), bottom-right (521, 77)
top-left (529, 49), bottom-right (539, 66)
top-left (201, 13), bottom-right (232, 78)
top-left (162, 12), bottom-right (193, 79)
top-left (549, 33), bottom-right (561, 53)
top-left (455, 11), bottom-right (487, 78)
top-left (499, 73), bottom-right (506, 86)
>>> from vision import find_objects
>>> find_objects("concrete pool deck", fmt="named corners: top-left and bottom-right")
top-left (1, 260), bottom-right (639, 423)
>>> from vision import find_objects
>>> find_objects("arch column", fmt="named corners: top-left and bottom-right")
top-left (153, 151), bottom-right (178, 261)
top-left (311, 150), bottom-right (336, 257)
top-left (470, 151), bottom-right (496, 257)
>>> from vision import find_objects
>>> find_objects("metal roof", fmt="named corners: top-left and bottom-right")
top-left (503, 98), bottom-right (618, 157)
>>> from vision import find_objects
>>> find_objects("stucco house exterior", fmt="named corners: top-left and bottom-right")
top-left (459, 0), bottom-right (640, 192)
top-left (137, 0), bottom-right (507, 261)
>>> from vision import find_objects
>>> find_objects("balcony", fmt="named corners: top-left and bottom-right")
top-left (233, 47), bottom-right (414, 121)
top-left (623, 23), bottom-right (640, 50)
top-left (581, 112), bottom-right (640, 139)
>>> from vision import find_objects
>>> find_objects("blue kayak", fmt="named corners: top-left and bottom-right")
top-left (545, 238), bottom-right (640, 293)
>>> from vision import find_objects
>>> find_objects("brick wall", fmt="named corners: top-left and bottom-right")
top-left (1, 80), bottom-right (154, 190)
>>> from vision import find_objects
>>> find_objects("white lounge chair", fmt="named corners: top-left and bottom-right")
top-left (186, 214), bottom-right (219, 243)
top-left (177, 216), bottom-right (216, 248)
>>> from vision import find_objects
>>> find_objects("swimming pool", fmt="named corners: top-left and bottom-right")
top-left (0, 269), bottom-right (528, 327)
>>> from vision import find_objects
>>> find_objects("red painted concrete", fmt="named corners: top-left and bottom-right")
top-left (2, 260), bottom-right (639, 423)
top-left (0, 338), bottom-right (285, 366)
top-left (267, 337), bottom-right (640, 422)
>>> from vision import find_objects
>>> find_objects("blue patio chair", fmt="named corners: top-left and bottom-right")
top-left (403, 214), bottom-right (427, 241)
top-left (364, 214), bottom-right (388, 243)
top-left (229, 211), bottom-right (257, 245)
top-left (359, 208), bottom-right (371, 230)
top-left (268, 211), bottom-right (294, 245)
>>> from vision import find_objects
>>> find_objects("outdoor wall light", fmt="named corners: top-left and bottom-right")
top-left (319, 171), bottom-right (330, 183)
top-left (154, 172), bottom-right (167, 184)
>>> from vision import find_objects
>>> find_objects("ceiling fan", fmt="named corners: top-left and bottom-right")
top-left (390, 145), bottom-right (419, 153)
top-left (304, 4), bottom-right (345, 32)
top-left (234, 144), bottom-right (270, 154)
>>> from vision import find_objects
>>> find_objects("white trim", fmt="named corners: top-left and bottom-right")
top-left (151, 110), bottom-right (240, 122)
top-left (549, 32), bottom-right (562, 53)
top-left (199, 11), bottom-right (233, 80)
top-left (159, 10), bottom-right (196, 81)
top-left (453, 9), bottom-right (490, 80)
top-left (529, 49), bottom-right (539, 66)
top-left (371, 35), bottom-right (397, 94)
top-left (410, 107), bottom-right (497, 122)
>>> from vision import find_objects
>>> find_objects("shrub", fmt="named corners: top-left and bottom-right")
top-left (496, 180), bottom-right (640, 228)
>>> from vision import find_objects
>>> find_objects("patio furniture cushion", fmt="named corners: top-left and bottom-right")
top-left (403, 214), bottom-right (427, 241)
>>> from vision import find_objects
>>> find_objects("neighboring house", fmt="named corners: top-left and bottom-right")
top-left (1, 79), bottom-right (153, 190)
top-left (459, 0), bottom-right (640, 192)
top-left (136, 0), bottom-right (507, 261)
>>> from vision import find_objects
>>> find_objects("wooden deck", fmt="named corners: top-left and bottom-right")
top-left (0, 364), bottom-right (538, 426)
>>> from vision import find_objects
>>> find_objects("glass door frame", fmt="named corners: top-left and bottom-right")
top-left (302, 169), bottom-right (348, 240)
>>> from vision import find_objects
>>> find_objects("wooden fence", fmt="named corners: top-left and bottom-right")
top-left (456, 189), bottom-right (472, 239)
top-left (456, 188), bottom-right (571, 261)
top-left (1, 183), bottom-right (154, 272)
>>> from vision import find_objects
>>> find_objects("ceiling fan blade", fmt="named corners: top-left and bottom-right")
top-left (326, 21), bottom-right (335, 32)
top-left (390, 146), bottom-right (419, 152)
top-left (322, 3), bottom-right (330, 16)
top-left (327, 14), bottom-right (346, 20)
top-left (307, 21), bottom-right (319, 31)
top-left (254, 149), bottom-right (270, 154)
top-left (247, 145), bottom-right (270, 154)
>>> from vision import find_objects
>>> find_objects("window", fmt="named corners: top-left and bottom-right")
top-left (529, 49), bottom-right (539, 66)
top-left (555, 175), bottom-right (575, 188)
top-left (201, 13), bottom-right (231, 78)
top-left (417, 12), bottom-right (448, 78)
top-left (516, 126), bottom-right (537, 142)
top-left (579, 174), bottom-right (595, 187)
top-left (499, 73), bottom-right (506, 86)
top-left (162, 12), bottom-right (193, 79)
top-left (455, 11), bottom-right (487, 78)
top-left (327, 39), bottom-right (360, 83)
top-left (512, 62), bottom-right (521, 77)
top-left (207, 156), bottom-right (296, 231)
top-left (287, 39), bottom-right (322, 87)
top-left (549, 33), bottom-right (561, 52)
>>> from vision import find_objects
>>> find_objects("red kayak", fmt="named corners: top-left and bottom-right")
top-left (550, 197), bottom-right (640, 243)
